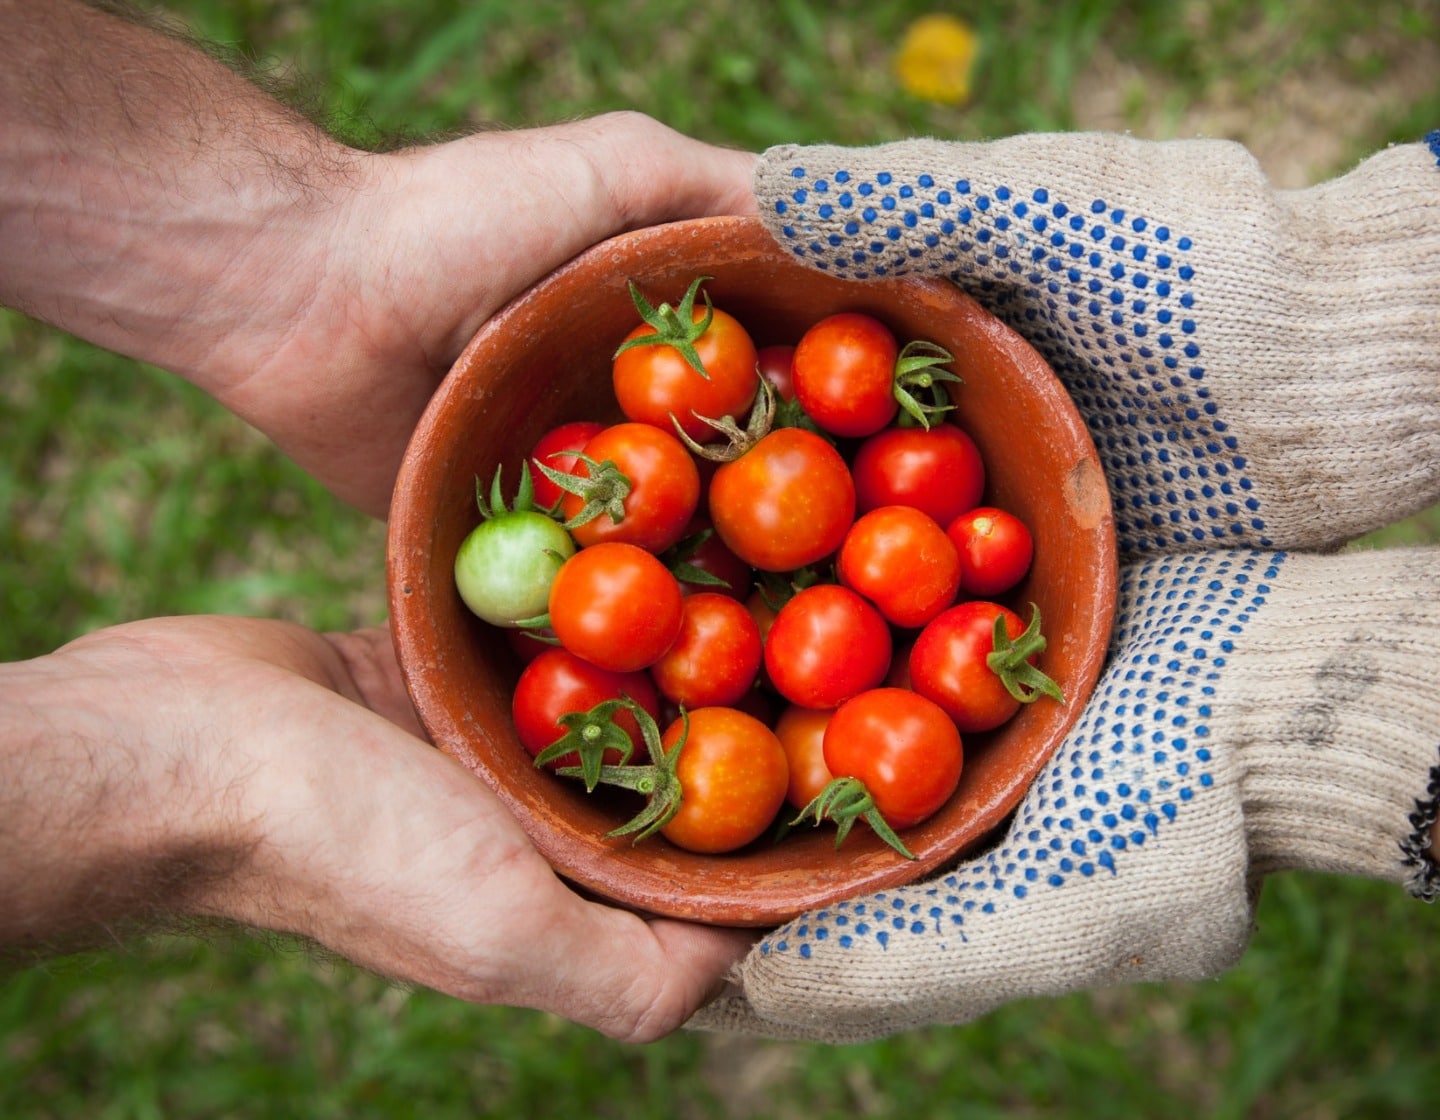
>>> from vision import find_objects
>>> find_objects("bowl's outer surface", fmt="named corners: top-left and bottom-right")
top-left (388, 216), bottom-right (1116, 926)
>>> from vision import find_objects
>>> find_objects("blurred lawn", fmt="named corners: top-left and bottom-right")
top-left (4, 1), bottom-right (1440, 1117)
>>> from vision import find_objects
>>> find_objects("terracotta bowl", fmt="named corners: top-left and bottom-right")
top-left (388, 215), bottom-right (1116, 927)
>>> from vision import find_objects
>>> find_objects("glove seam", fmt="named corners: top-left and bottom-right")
top-left (1399, 747), bottom-right (1440, 901)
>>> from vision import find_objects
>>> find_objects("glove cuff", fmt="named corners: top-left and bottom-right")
top-left (1224, 548), bottom-right (1440, 896)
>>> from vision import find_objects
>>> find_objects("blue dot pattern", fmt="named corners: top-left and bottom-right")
top-left (1429, 129), bottom-right (1440, 166)
top-left (770, 164), bottom-right (1270, 555)
top-left (757, 549), bottom-right (1284, 962)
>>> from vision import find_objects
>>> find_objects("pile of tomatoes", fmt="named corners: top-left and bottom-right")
top-left (454, 277), bottom-right (1061, 858)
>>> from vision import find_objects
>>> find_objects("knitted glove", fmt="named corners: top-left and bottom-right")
top-left (756, 131), bottom-right (1440, 556)
top-left (688, 132), bottom-right (1440, 1043)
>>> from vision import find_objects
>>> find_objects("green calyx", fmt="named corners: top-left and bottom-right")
top-left (532, 451), bottom-right (632, 532)
top-left (671, 372), bottom-right (775, 463)
top-left (554, 700), bottom-right (689, 844)
top-left (661, 527), bottom-right (734, 591)
top-left (475, 459), bottom-right (544, 521)
top-left (893, 339), bottom-right (962, 429)
top-left (533, 697), bottom-right (638, 791)
top-left (987, 603), bottom-right (1067, 704)
top-left (793, 777), bottom-right (916, 860)
top-left (613, 275), bottom-right (716, 379)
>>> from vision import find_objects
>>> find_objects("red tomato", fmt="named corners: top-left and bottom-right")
top-left (755, 344), bottom-right (798, 401)
top-left (548, 542), bottom-right (684, 672)
top-left (774, 704), bottom-right (835, 811)
top-left (528, 420), bottom-right (604, 511)
top-left (649, 592), bottom-right (763, 708)
top-left (659, 707), bottom-right (789, 854)
top-left (667, 514), bottom-right (753, 599)
top-left (837, 505), bottom-right (960, 628)
top-left (561, 422), bottom-right (700, 553)
top-left (708, 427), bottom-right (855, 572)
top-left (764, 583), bottom-right (891, 709)
top-left (504, 624), bottom-right (557, 667)
top-left (511, 648), bottom-right (661, 768)
top-left (947, 506), bottom-right (1035, 597)
top-left (909, 600), bottom-right (1028, 732)
top-left (851, 422), bottom-right (986, 525)
top-left (823, 688), bottom-right (963, 830)
top-left (613, 301), bottom-right (759, 443)
top-left (791, 312), bottom-right (900, 438)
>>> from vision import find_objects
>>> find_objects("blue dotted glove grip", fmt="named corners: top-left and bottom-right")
top-left (759, 549), bottom-right (1281, 964)
top-left (767, 160), bottom-right (1266, 556)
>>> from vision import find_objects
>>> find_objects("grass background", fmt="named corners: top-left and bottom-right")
top-left (4, 1), bottom-right (1440, 1116)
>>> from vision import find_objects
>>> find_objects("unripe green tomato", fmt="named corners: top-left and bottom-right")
top-left (454, 511), bottom-right (575, 626)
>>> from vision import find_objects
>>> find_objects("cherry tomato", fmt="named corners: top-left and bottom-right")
top-left (505, 624), bottom-right (558, 666)
top-left (649, 592), bottom-right (763, 708)
top-left (528, 420), bottom-right (604, 511)
top-left (666, 514), bottom-right (753, 599)
top-left (708, 427), bottom-right (855, 572)
top-left (454, 479), bottom-right (575, 628)
top-left (659, 707), bottom-right (789, 854)
top-left (823, 687), bottom-right (963, 830)
top-left (561, 422), bottom-right (700, 553)
top-left (743, 586), bottom-right (780, 646)
top-left (764, 583), bottom-right (891, 709)
top-left (548, 542), bottom-right (684, 672)
top-left (947, 506), bottom-right (1034, 597)
top-left (837, 505), bottom-right (960, 628)
top-left (908, 600), bottom-right (1028, 733)
top-left (774, 705), bottom-right (835, 811)
top-left (613, 297), bottom-right (759, 444)
top-left (791, 312), bottom-right (899, 438)
top-left (755, 344), bottom-right (798, 401)
top-left (511, 648), bottom-right (661, 768)
top-left (851, 422), bottom-right (986, 525)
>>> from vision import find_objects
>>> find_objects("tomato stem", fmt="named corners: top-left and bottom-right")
top-left (793, 776), bottom-right (916, 860)
top-left (474, 460), bottom-right (549, 521)
top-left (671, 373), bottom-right (776, 462)
top-left (613, 276), bottom-right (716, 379)
top-left (557, 701), bottom-right (690, 844)
top-left (892, 339), bottom-right (962, 430)
top-left (533, 451), bottom-right (633, 531)
top-left (535, 697), bottom-right (638, 791)
top-left (661, 527), bottom-right (736, 591)
top-left (987, 603), bottom-right (1066, 704)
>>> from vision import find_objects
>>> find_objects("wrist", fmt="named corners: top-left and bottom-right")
top-left (1226, 549), bottom-right (1440, 892)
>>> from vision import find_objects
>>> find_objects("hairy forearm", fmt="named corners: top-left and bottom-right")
top-left (0, 643), bottom-right (252, 955)
top-left (0, 0), bottom-right (360, 392)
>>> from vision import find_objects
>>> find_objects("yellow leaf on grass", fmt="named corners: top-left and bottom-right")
top-left (893, 14), bottom-right (979, 105)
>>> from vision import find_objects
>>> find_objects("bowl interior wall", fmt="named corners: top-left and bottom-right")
top-left (389, 217), bottom-right (1115, 926)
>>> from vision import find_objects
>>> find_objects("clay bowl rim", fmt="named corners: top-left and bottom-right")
top-left (387, 214), bottom-right (1117, 928)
